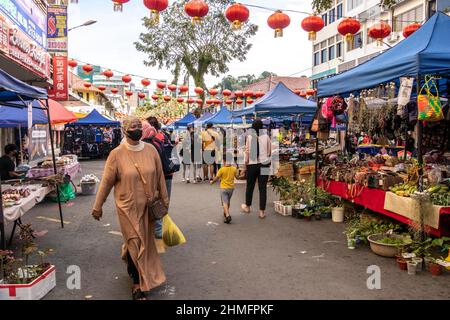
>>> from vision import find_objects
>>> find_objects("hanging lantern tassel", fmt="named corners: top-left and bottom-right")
top-left (232, 20), bottom-right (242, 30)
top-left (192, 16), bottom-right (202, 25)
top-left (377, 38), bottom-right (383, 46)
top-left (345, 33), bottom-right (354, 43)
top-left (308, 31), bottom-right (317, 41)
top-left (274, 28), bottom-right (283, 38)
top-left (150, 9), bottom-right (160, 25)
top-left (113, 1), bottom-right (124, 12)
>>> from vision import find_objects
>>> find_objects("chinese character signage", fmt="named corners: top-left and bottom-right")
top-left (0, 0), bottom-right (47, 49)
top-left (47, 5), bottom-right (67, 53)
top-left (48, 55), bottom-right (68, 101)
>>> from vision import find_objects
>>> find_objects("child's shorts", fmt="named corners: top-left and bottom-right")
top-left (220, 188), bottom-right (234, 205)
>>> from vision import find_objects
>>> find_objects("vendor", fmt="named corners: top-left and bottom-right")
top-left (0, 144), bottom-right (22, 181)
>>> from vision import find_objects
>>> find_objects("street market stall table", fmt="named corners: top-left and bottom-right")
top-left (26, 161), bottom-right (81, 180)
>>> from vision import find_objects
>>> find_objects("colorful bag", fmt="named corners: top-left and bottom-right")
top-left (321, 98), bottom-right (334, 120)
top-left (417, 76), bottom-right (444, 122)
top-left (331, 95), bottom-right (347, 116)
top-left (162, 215), bottom-right (186, 247)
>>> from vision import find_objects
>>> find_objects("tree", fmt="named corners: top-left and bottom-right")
top-left (312, 0), bottom-right (396, 14)
top-left (215, 71), bottom-right (278, 90)
top-left (135, 0), bottom-right (258, 99)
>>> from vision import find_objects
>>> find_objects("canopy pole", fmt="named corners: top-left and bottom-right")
top-left (0, 176), bottom-right (4, 249)
top-left (45, 99), bottom-right (65, 229)
top-left (314, 101), bottom-right (320, 198)
top-left (415, 75), bottom-right (425, 241)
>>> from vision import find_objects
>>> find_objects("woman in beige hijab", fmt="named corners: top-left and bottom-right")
top-left (92, 116), bottom-right (169, 300)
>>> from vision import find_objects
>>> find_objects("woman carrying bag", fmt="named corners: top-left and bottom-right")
top-left (241, 119), bottom-right (272, 219)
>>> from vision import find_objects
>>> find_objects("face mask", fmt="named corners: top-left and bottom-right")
top-left (126, 129), bottom-right (143, 141)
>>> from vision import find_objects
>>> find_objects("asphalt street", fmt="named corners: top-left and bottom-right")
top-left (6, 160), bottom-right (449, 300)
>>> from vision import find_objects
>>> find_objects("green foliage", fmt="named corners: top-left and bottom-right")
top-left (135, 0), bottom-right (258, 92)
top-left (344, 217), bottom-right (402, 243)
top-left (215, 71), bottom-right (278, 91)
top-left (312, 0), bottom-right (397, 14)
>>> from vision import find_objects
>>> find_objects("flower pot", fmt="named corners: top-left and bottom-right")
top-left (411, 257), bottom-right (423, 272)
top-left (424, 256), bottom-right (433, 271)
top-left (0, 265), bottom-right (56, 300)
top-left (320, 211), bottom-right (332, 219)
top-left (429, 262), bottom-right (442, 276)
top-left (292, 208), bottom-right (300, 218)
top-left (347, 238), bottom-right (356, 249)
top-left (367, 233), bottom-right (409, 258)
top-left (355, 235), bottom-right (361, 245)
top-left (314, 213), bottom-right (322, 221)
top-left (397, 258), bottom-right (407, 270)
top-left (331, 207), bottom-right (344, 223)
top-left (304, 216), bottom-right (312, 221)
top-left (407, 261), bottom-right (418, 275)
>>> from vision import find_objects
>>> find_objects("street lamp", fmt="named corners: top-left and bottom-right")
top-left (68, 20), bottom-right (97, 32)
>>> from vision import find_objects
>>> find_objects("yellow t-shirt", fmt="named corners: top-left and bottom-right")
top-left (201, 129), bottom-right (219, 151)
top-left (217, 166), bottom-right (237, 189)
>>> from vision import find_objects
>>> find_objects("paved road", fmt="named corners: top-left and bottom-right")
top-left (7, 160), bottom-right (449, 300)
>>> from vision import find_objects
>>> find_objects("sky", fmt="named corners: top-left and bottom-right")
top-left (68, 0), bottom-right (313, 89)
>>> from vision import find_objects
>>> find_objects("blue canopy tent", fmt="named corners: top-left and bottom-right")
top-left (206, 107), bottom-right (243, 125)
top-left (317, 12), bottom-right (450, 98)
top-left (232, 82), bottom-right (317, 118)
top-left (189, 111), bottom-right (214, 126)
top-left (0, 68), bottom-right (65, 248)
top-left (172, 112), bottom-right (196, 129)
top-left (69, 109), bottom-right (120, 126)
top-left (0, 100), bottom-right (48, 128)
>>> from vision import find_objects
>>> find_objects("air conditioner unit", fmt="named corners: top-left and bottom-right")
top-left (388, 32), bottom-right (400, 43)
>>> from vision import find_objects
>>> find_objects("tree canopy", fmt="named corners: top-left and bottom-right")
top-left (312, 0), bottom-right (397, 14)
top-left (215, 71), bottom-right (278, 91)
top-left (135, 0), bottom-right (258, 95)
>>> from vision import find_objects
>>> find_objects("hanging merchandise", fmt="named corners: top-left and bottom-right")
top-left (331, 95), bottom-right (348, 116)
top-left (397, 77), bottom-right (414, 116)
top-left (417, 76), bottom-right (444, 122)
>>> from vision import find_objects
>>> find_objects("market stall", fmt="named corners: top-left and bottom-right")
top-left (172, 112), bottom-right (197, 129)
top-left (315, 12), bottom-right (450, 237)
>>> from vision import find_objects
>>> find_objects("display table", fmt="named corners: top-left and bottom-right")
top-left (357, 145), bottom-right (404, 156)
top-left (318, 179), bottom-right (450, 237)
top-left (26, 162), bottom-right (81, 180)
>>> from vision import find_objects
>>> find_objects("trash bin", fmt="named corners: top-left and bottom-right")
top-left (80, 182), bottom-right (97, 195)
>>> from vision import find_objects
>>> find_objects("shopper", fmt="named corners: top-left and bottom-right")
top-left (0, 144), bottom-right (21, 181)
top-left (241, 119), bottom-right (272, 219)
top-left (92, 116), bottom-right (168, 300)
top-left (201, 122), bottom-right (219, 182)
top-left (181, 127), bottom-right (193, 183)
top-left (210, 154), bottom-right (238, 224)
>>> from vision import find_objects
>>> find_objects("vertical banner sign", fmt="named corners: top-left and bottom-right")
top-left (48, 56), bottom-right (68, 101)
top-left (397, 77), bottom-right (414, 116)
top-left (47, 5), bottom-right (68, 53)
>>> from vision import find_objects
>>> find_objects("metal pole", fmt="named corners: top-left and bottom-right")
top-left (415, 75), bottom-right (425, 241)
top-left (0, 177), bottom-right (4, 249)
top-left (45, 99), bottom-right (65, 228)
top-left (314, 100), bottom-right (320, 198)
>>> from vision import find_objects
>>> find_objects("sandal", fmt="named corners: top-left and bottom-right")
top-left (132, 288), bottom-right (146, 300)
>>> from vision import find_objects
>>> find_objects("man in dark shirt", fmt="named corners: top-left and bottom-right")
top-left (0, 144), bottom-right (21, 181)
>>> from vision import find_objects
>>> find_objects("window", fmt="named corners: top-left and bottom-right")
top-left (337, 4), bottom-right (343, 19)
top-left (313, 52), bottom-right (320, 66)
top-left (336, 42), bottom-right (342, 57)
top-left (328, 45), bottom-right (335, 60)
top-left (322, 13), bottom-right (328, 26)
top-left (328, 37), bottom-right (335, 46)
top-left (329, 8), bottom-right (335, 24)
top-left (394, 6), bottom-right (424, 32)
top-left (347, 32), bottom-right (363, 51)
top-left (321, 49), bottom-right (328, 63)
top-left (347, 0), bottom-right (363, 11)
top-left (336, 34), bottom-right (342, 42)
top-left (320, 40), bottom-right (327, 49)
top-left (314, 44), bottom-right (320, 52)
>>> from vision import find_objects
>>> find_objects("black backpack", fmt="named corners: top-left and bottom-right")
top-left (149, 134), bottom-right (180, 175)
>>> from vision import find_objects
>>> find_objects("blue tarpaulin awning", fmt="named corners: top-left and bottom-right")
top-left (0, 68), bottom-right (48, 102)
top-left (206, 107), bottom-right (243, 125)
top-left (69, 109), bottom-right (120, 126)
top-left (232, 82), bottom-right (317, 118)
top-left (318, 12), bottom-right (450, 98)
top-left (189, 111), bottom-right (214, 126)
top-left (172, 112), bottom-right (197, 128)
top-left (0, 100), bottom-right (48, 128)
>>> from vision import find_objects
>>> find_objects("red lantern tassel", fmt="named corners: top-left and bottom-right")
top-left (274, 28), bottom-right (283, 38)
top-left (113, 2), bottom-right (123, 12)
top-left (232, 20), bottom-right (242, 30)
top-left (150, 9), bottom-right (160, 26)
top-left (308, 31), bottom-right (316, 41)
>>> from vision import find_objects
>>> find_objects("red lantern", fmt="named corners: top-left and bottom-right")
top-left (157, 82), bottom-right (166, 89)
top-left (122, 75), bottom-right (132, 83)
top-left (194, 87), bottom-right (204, 95)
top-left (338, 17), bottom-right (361, 42)
top-left (168, 84), bottom-right (177, 92)
top-left (125, 90), bottom-right (133, 97)
top-left (143, 0), bottom-right (169, 25)
top-left (213, 99), bottom-right (221, 105)
top-left (152, 94), bottom-right (159, 101)
top-left (177, 97), bottom-right (185, 103)
top-left (206, 99), bottom-right (213, 105)
top-left (244, 90), bottom-right (253, 97)
top-left (255, 90), bottom-right (265, 98)
top-left (225, 99), bottom-right (233, 105)
top-left (293, 89), bottom-right (301, 95)
top-left (141, 78), bottom-right (151, 87)
top-left (111, 88), bottom-right (119, 94)
top-left (234, 90), bottom-right (243, 97)
top-left (300, 92), bottom-right (307, 97)
top-left (112, 0), bottom-right (129, 12)
top-left (184, 0), bottom-right (209, 24)
top-left (82, 64), bottom-right (93, 74)
top-left (163, 96), bottom-right (171, 102)
top-left (187, 98), bottom-right (195, 104)
top-left (225, 3), bottom-right (250, 30)
top-left (138, 92), bottom-right (146, 99)
top-left (83, 82), bottom-right (92, 88)
top-left (208, 88), bottom-right (218, 96)
top-left (98, 85), bottom-right (106, 91)
top-left (179, 85), bottom-right (189, 93)
top-left (403, 22), bottom-right (421, 38)
top-left (222, 89), bottom-right (232, 97)
top-left (247, 98), bottom-right (254, 104)
top-left (306, 89), bottom-right (316, 96)
top-left (301, 15), bottom-right (325, 41)
top-left (267, 10), bottom-right (290, 38)
top-left (196, 98), bottom-right (203, 105)
top-left (68, 59), bottom-right (78, 69)
top-left (368, 21), bottom-right (391, 46)
top-left (103, 69), bottom-right (114, 79)
top-left (236, 99), bottom-right (243, 105)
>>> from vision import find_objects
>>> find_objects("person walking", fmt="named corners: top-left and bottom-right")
top-left (92, 116), bottom-right (169, 300)
top-left (181, 127), bottom-right (193, 183)
top-left (241, 119), bottom-right (272, 219)
top-left (201, 123), bottom-right (219, 182)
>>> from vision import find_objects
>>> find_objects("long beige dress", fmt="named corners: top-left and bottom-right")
top-left (93, 142), bottom-right (169, 292)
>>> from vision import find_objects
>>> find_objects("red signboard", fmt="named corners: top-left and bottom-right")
top-left (48, 56), bottom-right (68, 101)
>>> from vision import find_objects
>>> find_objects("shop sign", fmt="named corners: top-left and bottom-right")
top-left (0, 15), bottom-right (7, 52)
top-left (48, 55), bottom-right (68, 101)
top-left (47, 5), bottom-right (67, 53)
top-left (0, 0), bottom-right (47, 49)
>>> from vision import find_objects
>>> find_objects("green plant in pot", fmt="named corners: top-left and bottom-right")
top-left (302, 209), bottom-right (314, 221)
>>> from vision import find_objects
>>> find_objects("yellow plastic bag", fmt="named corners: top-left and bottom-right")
top-left (162, 215), bottom-right (186, 247)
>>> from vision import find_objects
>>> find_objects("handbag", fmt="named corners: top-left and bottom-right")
top-left (128, 151), bottom-right (168, 221)
top-left (417, 76), bottom-right (444, 122)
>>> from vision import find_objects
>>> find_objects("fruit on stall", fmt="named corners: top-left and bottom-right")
top-left (389, 183), bottom-right (417, 197)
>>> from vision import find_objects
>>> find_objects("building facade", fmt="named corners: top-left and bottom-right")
top-left (310, 0), bottom-right (436, 87)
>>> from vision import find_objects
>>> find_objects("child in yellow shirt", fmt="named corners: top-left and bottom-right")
top-left (210, 155), bottom-right (238, 224)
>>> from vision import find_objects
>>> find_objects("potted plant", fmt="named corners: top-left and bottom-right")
top-left (428, 258), bottom-right (443, 276)
top-left (0, 224), bottom-right (55, 300)
top-left (406, 260), bottom-right (418, 275)
top-left (396, 256), bottom-right (408, 270)
top-left (331, 197), bottom-right (345, 223)
top-left (302, 209), bottom-right (314, 221)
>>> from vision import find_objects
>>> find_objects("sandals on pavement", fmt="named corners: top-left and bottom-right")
top-left (241, 204), bottom-right (250, 214)
top-left (132, 288), bottom-right (147, 300)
